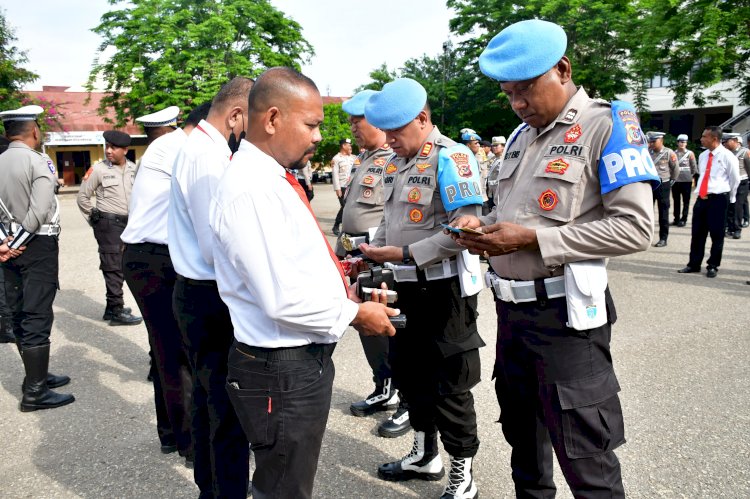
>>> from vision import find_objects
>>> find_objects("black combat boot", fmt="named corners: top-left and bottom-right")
top-left (109, 307), bottom-right (143, 326)
top-left (378, 398), bottom-right (411, 438)
top-left (440, 456), bottom-right (478, 499)
top-left (16, 341), bottom-right (70, 390)
top-left (377, 431), bottom-right (444, 482)
top-left (103, 306), bottom-right (132, 320)
top-left (350, 378), bottom-right (399, 416)
top-left (0, 316), bottom-right (15, 343)
top-left (19, 344), bottom-right (75, 412)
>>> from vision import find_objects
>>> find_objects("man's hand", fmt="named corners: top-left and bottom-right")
top-left (452, 221), bottom-right (538, 257)
top-left (0, 237), bottom-right (25, 262)
top-left (335, 189), bottom-right (343, 198)
top-left (358, 243), bottom-right (402, 264)
top-left (351, 283), bottom-right (399, 337)
top-left (447, 215), bottom-right (483, 232)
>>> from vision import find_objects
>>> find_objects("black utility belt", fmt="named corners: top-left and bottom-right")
top-left (236, 341), bottom-right (336, 361)
top-left (125, 242), bottom-right (170, 256)
top-left (98, 211), bottom-right (129, 224)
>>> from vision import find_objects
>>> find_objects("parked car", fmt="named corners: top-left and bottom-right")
top-left (312, 165), bottom-right (332, 183)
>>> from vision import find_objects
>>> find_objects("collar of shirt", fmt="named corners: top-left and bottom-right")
top-left (140, 128), bottom-right (188, 174)
top-left (195, 119), bottom-right (232, 158)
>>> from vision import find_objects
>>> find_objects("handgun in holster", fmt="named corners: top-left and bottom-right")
top-left (89, 207), bottom-right (101, 225)
top-left (356, 263), bottom-right (407, 329)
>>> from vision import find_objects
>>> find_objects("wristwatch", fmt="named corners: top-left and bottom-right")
top-left (402, 245), bottom-right (412, 264)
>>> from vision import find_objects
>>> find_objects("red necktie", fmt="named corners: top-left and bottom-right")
top-left (699, 152), bottom-right (713, 199)
top-left (284, 171), bottom-right (348, 292)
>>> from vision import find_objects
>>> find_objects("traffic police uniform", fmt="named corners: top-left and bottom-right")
top-left (485, 136), bottom-right (506, 211)
top-left (723, 133), bottom-right (750, 238)
top-left (337, 90), bottom-right (408, 435)
top-left (76, 130), bottom-right (142, 324)
top-left (673, 134), bottom-right (697, 226)
top-left (364, 79), bottom-right (485, 499)
top-left (331, 139), bottom-right (355, 234)
top-left (648, 131), bottom-right (679, 246)
top-left (0, 105), bottom-right (74, 411)
top-left (478, 20), bottom-right (658, 497)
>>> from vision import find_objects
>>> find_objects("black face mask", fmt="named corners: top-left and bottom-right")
top-left (228, 130), bottom-right (245, 155)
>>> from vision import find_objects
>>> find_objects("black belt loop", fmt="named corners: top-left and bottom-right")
top-left (534, 278), bottom-right (549, 307)
top-left (236, 342), bottom-right (336, 361)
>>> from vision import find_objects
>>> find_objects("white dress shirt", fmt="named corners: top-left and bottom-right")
top-left (122, 128), bottom-right (187, 244)
top-left (210, 140), bottom-right (358, 348)
top-left (694, 144), bottom-right (740, 203)
top-left (168, 120), bottom-right (230, 280)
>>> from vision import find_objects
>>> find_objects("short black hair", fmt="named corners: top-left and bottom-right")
top-left (705, 125), bottom-right (723, 141)
top-left (212, 77), bottom-right (255, 112)
top-left (4, 120), bottom-right (36, 139)
top-left (0, 135), bottom-right (9, 153)
top-left (185, 102), bottom-right (212, 127)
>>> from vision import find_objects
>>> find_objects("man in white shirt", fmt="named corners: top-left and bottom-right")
top-left (210, 67), bottom-right (398, 499)
top-left (121, 103), bottom-right (209, 465)
top-left (168, 77), bottom-right (253, 497)
top-left (678, 126), bottom-right (740, 278)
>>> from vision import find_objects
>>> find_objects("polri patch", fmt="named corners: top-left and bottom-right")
top-left (416, 163), bottom-right (431, 173)
top-left (624, 123), bottom-right (645, 146)
top-left (545, 158), bottom-right (569, 175)
top-left (419, 143), bottom-right (433, 157)
top-left (362, 188), bottom-right (373, 198)
top-left (385, 163), bottom-right (398, 174)
top-left (354, 158), bottom-right (361, 165)
top-left (407, 187), bottom-right (421, 203)
top-left (450, 152), bottom-right (472, 178)
top-left (563, 108), bottom-right (578, 121)
top-left (374, 158), bottom-right (386, 166)
top-left (538, 189), bottom-right (559, 211)
top-left (564, 124), bottom-right (582, 143)
top-left (46, 158), bottom-right (56, 174)
top-left (362, 175), bottom-right (374, 185)
top-left (409, 208), bottom-right (424, 223)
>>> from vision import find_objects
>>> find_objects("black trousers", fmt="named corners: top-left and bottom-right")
top-left (122, 243), bottom-right (193, 456)
top-left (173, 277), bottom-right (249, 498)
top-left (358, 334), bottom-right (391, 384)
top-left (0, 260), bottom-right (9, 318)
top-left (727, 179), bottom-right (749, 233)
top-left (92, 216), bottom-right (127, 309)
top-left (653, 181), bottom-right (671, 240)
top-left (688, 193), bottom-right (729, 269)
top-left (392, 276), bottom-right (483, 458)
top-left (2, 236), bottom-right (58, 349)
top-left (333, 187), bottom-right (346, 227)
top-left (671, 181), bottom-right (692, 222)
top-left (226, 342), bottom-right (335, 499)
top-left (494, 293), bottom-right (625, 499)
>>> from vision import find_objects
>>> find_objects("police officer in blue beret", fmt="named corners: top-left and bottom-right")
top-left (450, 19), bottom-right (659, 498)
top-left (360, 78), bottom-right (485, 499)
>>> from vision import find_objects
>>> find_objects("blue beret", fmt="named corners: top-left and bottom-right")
top-left (479, 19), bottom-right (567, 82)
top-left (364, 78), bottom-right (427, 130)
top-left (342, 90), bottom-right (377, 116)
top-left (461, 132), bottom-right (481, 142)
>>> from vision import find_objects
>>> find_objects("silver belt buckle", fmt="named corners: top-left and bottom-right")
top-left (498, 279), bottom-right (514, 303)
top-left (341, 233), bottom-right (354, 252)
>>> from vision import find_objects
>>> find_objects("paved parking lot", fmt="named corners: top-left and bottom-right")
top-left (0, 185), bottom-right (748, 498)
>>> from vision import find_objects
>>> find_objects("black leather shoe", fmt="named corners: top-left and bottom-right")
top-left (109, 308), bottom-right (143, 326)
top-left (677, 266), bottom-right (700, 274)
top-left (670, 220), bottom-right (679, 226)
top-left (732, 231), bottom-right (741, 239)
top-left (654, 239), bottom-right (667, 247)
top-left (378, 403), bottom-right (411, 438)
top-left (378, 431), bottom-right (444, 482)
top-left (706, 267), bottom-right (718, 278)
top-left (0, 317), bottom-right (14, 343)
top-left (351, 379), bottom-right (399, 417)
top-left (743, 220), bottom-right (749, 228)
top-left (332, 225), bottom-right (340, 236)
top-left (19, 345), bottom-right (75, 412)
top-left (677, 221), bottom-right (687, 227)
top-left (103, 306), bottom-right (132, 321)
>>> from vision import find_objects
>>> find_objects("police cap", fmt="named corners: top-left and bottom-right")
top-left (676, 134), bottom-right (689, 142)
top-left (492, 136), bottom-right (507, 145)
top-left (339, 138), bottom-right (352, 146)
top-left (461, 131), bottom-right (481, 142)
top-left (103, 130), bottom-right (132, 148)
top-left (479, 20), bottom-right (567, 82)
top-left (647, 131), bottom-right (665, 142)
top-left (364, 78), bottom-right (427, 131)
top-left (342, 90), bottom-right (377, 117)
top-left (135, 105), bottom-right (180, 127)
top-left (722, 132), bottom-right (741, 142)
top-left (0, 105), bottom-right (44, 122)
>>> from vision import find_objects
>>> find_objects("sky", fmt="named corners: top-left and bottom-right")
top-left (1, 0), bottom-right (457, 97)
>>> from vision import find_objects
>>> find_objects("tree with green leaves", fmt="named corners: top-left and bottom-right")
top-left (313, 103), bottom-right (354, 165)
top-left (88, 0), bottom-right (314, 127)
top-left (353, 63), bottom-right (398, 93)
top-left (0, 9), bottom-right (38, 132)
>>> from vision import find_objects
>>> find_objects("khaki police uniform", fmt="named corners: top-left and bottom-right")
top-left (371, 126), bottom-right (484, 459)
top-left (481, 88), bottom-right (653, 496)
top-left (0, 142), bottom-right (61, 349)
top-left (650, 145), bottom-right (679, 242)
top-left (335, 145), bottom-right (391, 257)
top-left (77, 159), bottom-right (137, 311)
top-left (474, 148), bottom-right (489, 202)
top-left (673, 149), bottom-right (697, 224)
top-left (331, 152), bottom-right (356, 232)
top-left (727, 146), bottom-right (750, 235)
